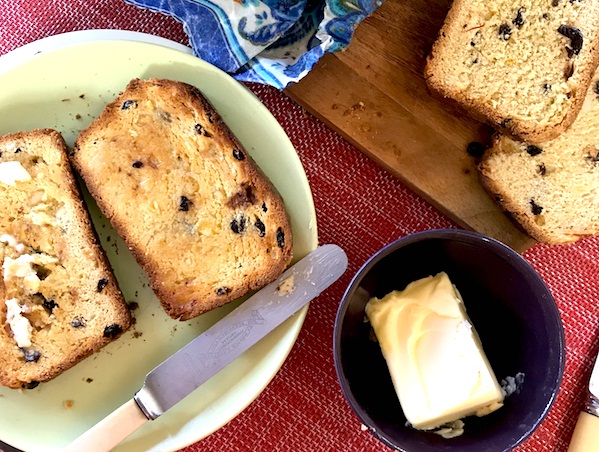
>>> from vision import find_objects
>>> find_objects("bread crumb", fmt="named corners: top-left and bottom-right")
top-left (63, 399), bottom-right (75, 409)
top-left (360, 424), bottom-right (368, 431)
top-left (276, 274), bottom-right (295, 295)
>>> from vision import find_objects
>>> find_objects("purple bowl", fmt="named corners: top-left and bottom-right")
top-left (333, 229), bottom-right (565, 452)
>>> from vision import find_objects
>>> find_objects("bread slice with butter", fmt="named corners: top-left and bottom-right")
top-left (71, 78), bottom-right (293, 320)
top-left (0, 129), bottom-right (132, 389)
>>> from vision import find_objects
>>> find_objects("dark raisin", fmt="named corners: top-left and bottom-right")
top-left (121, 100), bottom-right (138, 110)
top-left (232, 149), bottom-right (245, 160)
top-left (595, 82), bottom-right (599, 96)
top-left (566, 91), bottom-right (573, 99)
top-left (276, 228), bottom-right (285, 249)
top-left (526, 145), bottom-right (543, 156)
top-left (230, 214), bottom-right (247, 234)
top-left (558, 25), bottom-right (583, 58)
top-left (21, 348), bottom-right (41, 363)
top-left (179, 196), bottom-right (192, 212)
top-left (542, 13), bottom-right (550, 19)
top-left (216, 287), bottom-right (231, 295)
top-left (538, 163), bottom-right (547, 175)
top-left (262, 202), bottom-right (268, 212)
top-left (255, 218), bottom-right (266, 237)
top-left (498, 23), bottom-right (512, 40)
top-left (194, 123), bottom-right (212, 137)
top-left (71, 317), bottom-right (86, 328)
top-left (564, 62), bottom-right (575, 80)
top-left (530, 200), bottom-right (543, 215)
top-left (132, 160), bottom-right (143, 168)
top-left (22, 381), bottom-right (39, 390)
top-left (470, 40), bottom-right (476, 46)
top-left (97, 278), bottom-right (109, 292)
top-left (14, 147), bottom-right (22, 154)
top-left (552, 0), bottom-right (559, 5)
top-left (206, 111), bottom-right (214, 124)
top-left (43, 299), bottom-right (59, 314)
top-left (472, 57), bottom-right (479, 65)
top-left (32, 263), bottom-right (51, 280)
top-left (467, 142), bottom-right (486, 158)
top-left (103, 324), bottom-right (123, 338)
top-left (542, 83), bottom-right (552, 94)
top-left (227, 184), bottom-right (256, 209)
top-left (513, 8), bottom-right (525, 28)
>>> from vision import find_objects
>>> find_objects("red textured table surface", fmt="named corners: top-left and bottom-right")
top-left (1, 1), bottom-right (598, 452)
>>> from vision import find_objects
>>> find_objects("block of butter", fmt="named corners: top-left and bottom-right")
top-left (365, 272), bottom-right (504, 432)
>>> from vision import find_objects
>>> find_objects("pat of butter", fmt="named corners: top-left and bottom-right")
top-left (0, 161), bottom-right (31, 186)
top-left (5, 298), bottom-right (33, 348)
top-left (365, 272), bottom-right (504, 431)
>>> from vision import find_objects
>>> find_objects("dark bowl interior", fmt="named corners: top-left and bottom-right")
top-left (334, 229), bottom-right (565, 452)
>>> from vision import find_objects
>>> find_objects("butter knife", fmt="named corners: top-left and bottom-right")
top-left (63, 244), bottom-right (348, 452)
top-left (568, 348), bottom-right (599, 452)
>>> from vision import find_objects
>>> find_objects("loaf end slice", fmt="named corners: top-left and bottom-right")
top-left (0, 129), bottom-right (132, 389)
top-left (72, 78), bottom-right (293, 320)
top-left (425, 0), bottom-right (599, 143)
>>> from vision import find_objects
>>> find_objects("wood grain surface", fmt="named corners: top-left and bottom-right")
top-left (286, 0), bottom-right (536, 253)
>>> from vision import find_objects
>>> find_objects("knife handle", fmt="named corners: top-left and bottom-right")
top-left (62, 398), bottom-right (148, 452)
top-left (567, 412), bottom-right (599, 452)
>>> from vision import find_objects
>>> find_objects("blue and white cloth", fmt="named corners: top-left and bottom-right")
top-left (125, 0), bottom-right (383, 89)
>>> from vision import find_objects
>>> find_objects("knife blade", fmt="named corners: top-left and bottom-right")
top-left (568, 346), bottom-right (599, 452)
top-left (63, 244), bottom-right (348, 452)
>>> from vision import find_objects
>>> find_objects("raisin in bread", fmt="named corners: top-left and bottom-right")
top-left (72, 78), bottom-right (293, 321)
top-left (479, 72), bottom-right (599, 245)
top-left (0, 129), bottom-right (131, 389)
top-left (425, 0), bottom-right (599, 143)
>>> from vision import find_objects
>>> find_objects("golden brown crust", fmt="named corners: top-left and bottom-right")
top-left (0, 129), bottom-right (131, 389)
top-left (425, 0), bottom-right (599, 143)
top-left (73, 79), bottom-right (293, 321)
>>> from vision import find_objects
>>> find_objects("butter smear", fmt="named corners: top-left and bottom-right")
top-left (365, 272), bottom-right (504, 433)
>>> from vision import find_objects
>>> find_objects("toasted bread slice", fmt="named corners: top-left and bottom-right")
top-left (72, 79), bottom-right (293, 320)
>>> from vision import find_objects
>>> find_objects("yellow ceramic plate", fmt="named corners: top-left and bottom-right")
top-left (0, 31), bottom-right (317, 452)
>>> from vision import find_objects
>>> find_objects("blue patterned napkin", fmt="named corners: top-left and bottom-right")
top-left (125, 0), bottom-right (383, 89)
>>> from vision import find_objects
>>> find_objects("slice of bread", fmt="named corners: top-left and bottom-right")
top-left (479, 71), bottom-right (599, 245)
top-left (0, 129), bottom-right (132, 389)
top-left (72, 78), bottom-right (293, 320)
top-left (425, 0), bottom-right (599, 143)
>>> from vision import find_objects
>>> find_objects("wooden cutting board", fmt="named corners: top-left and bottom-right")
top-left (286, 0), bottom-right (535, 253)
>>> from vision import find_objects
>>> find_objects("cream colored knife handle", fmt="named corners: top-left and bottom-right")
top-left (568, 412), bottom-right (599, 452)
top-left (62, 398), bottom-right (148, 452)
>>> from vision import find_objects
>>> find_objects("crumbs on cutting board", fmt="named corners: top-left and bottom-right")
top-left (63, 400), bottom-right (74, 409)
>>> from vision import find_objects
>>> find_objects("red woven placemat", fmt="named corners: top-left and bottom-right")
top-left (1, 2), bottom-right (598, 452)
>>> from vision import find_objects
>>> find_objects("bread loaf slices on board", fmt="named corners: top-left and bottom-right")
top-left (0, 129), bottom-right (131, 389)
top-left (425, 0), bottom-right (599, 143)
top-left (479, 72), bottom-right (599, 245)
top-left (72, 78), bottom-right (293, 321)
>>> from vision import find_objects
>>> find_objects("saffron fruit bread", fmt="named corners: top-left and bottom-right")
top-left (0, 129), bottom-right (132, 389)
top-left (425, 0), bottom-right (599, 143)
top-left (479, 72), bottom-right (599, 245)
top-left (71, 78), bottom-right (293, 321)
